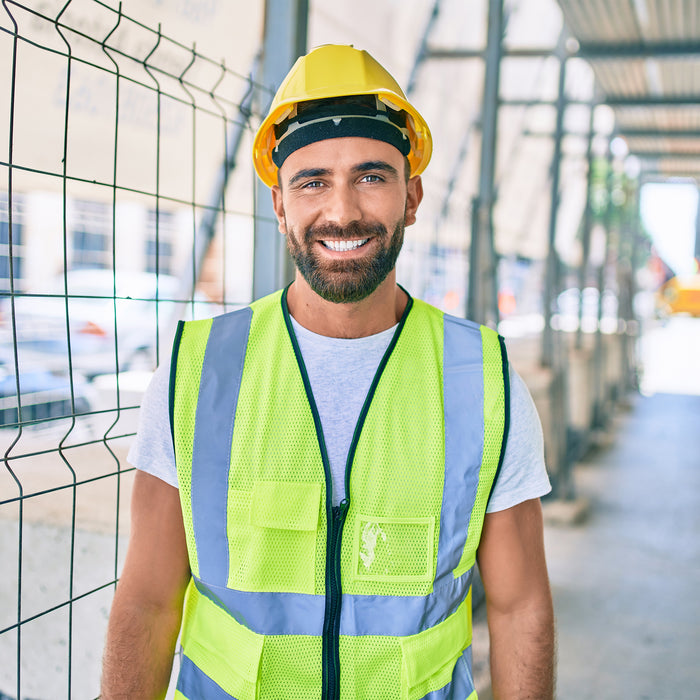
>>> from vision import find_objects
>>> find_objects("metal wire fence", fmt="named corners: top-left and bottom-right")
top-left (0, 1), bottom-right (271, 696)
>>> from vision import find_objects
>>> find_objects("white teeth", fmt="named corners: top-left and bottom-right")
top-left (322, 238), bottom-right (369, 252)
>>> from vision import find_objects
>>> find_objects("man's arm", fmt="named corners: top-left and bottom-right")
top-left (477, 497), bottom-right (555, 700)
top-left (101, 470), bottom-right (191, 699)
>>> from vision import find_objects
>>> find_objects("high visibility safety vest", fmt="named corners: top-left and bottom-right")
top-left (169, 288), bottom-right (509, 700)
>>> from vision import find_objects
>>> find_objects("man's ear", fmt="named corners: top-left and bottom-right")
top-left (404, 176), bottom-right (424, 227)
top-left (271, 185), bottom-right (287, 235)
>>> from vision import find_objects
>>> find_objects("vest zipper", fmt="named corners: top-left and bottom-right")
top-left (322, 497), bottom-right (349, 699)
top-left (280, 288), bottom-right (413, 699)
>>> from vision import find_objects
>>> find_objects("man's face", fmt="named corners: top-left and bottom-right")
top-left (271, 137), bottom-right (422, 304)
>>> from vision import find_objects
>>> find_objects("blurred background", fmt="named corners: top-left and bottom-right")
top-left (1, 0), bottom-right (699, 698)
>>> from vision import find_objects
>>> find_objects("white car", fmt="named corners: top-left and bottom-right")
top-left (0, 270), bottom-right (223, 378)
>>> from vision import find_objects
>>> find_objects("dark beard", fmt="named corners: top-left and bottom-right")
top-left (287, 219), bottom-right (405, 304)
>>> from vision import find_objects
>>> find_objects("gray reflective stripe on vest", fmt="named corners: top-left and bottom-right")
top-left (436, 314), bottom-right (485, 583)
top-left (177, 654), bottom-right (237, 699)
top-left (193, 568), bottom-right (472, 637)
top-left (192, 308), bottom-right (252, 586)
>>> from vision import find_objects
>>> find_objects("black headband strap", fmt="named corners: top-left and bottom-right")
top-left (272, 114), bottom-right (410, 168)
top-left (271, 98), bottom-right (411, 169)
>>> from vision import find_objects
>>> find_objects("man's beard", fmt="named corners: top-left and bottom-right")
top-left (286, 219), bottom-right (405, 304)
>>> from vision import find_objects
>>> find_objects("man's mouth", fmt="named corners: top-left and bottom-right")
top-left (320, 238), bottom-right (370, 252)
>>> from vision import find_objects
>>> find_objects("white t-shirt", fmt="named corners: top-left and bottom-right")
top-left (128, 317), bottom-right (551, 512)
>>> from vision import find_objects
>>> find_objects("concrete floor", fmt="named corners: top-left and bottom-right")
top-left (545, 391), bottom-right (700, 699)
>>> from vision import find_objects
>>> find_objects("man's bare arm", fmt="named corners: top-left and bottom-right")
top-left (101, 470), bottom-right (191, 699)
top-left (477, 497), bottom-right (555, 700)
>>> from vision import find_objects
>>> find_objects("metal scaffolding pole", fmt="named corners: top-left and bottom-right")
top-left (253, 0), bottom-right (308, 299)
top-left (576, 103), bottom-right (596, 351)
top-left (468, 0), bottom-right (503, 326)
top-left (541, 46), bottom-right (567, 368)
top-left (542, 44), bottom-right (573, 498)
top-left (593, 146), bottom-right (615, 429)
top-left (618, 177), bottom-right (639, 395)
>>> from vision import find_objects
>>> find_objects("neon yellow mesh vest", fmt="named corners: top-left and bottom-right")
top-left (170, 289), bottom-right (509, 700)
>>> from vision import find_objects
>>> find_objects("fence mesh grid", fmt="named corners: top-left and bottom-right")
top-left (0, 1), bottom-right (270, 696)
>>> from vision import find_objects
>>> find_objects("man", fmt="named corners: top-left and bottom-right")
top-left (102, 44), bottom-right (554, 699)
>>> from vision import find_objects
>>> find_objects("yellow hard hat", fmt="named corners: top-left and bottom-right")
top-left (252, 44), bottom-right (432, 187)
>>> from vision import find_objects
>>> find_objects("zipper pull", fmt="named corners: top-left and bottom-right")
top-left (332, 499), bottom-right (349, 523)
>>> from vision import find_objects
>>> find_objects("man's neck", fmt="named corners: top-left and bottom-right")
top-left (286, 274), bottom-right (408, 339)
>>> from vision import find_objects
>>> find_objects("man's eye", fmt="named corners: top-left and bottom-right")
top-left (361, 174), bottom-right (382, 183)
top-left (302, 180), bottom-right (323, 189)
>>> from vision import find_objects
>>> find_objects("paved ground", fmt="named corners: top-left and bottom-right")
top-left (546, 391), bottom-right (700, 699)
top-left (544, 315), bottom-right (700, 699)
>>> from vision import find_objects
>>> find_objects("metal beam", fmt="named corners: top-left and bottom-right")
top-left (577, 40), bottom-right (700, 59)
top-left (504, 95), bottom-right (700, 107)
top-left (426, 47), bottom-right (483, 59)
top-left (619, 129), bottom-right (700, 139)
top-left (426, 40), bottom-right (700, 62)
top-left (468, 0), bottom-right (503, 326)
top-left (501, 98), bottom-right (590, 106)
top-left (427, 46), bottom-right (561, 59)
top-left (523, 128), bottom-right (700, 139)
top-left (606, 95), bottom-right (700, 106)
top-left (641, 170), bottom-right (700, 179)
top-left (253, 0), bottom-right (308, 300)
top-left (632, 151), bottom-right (700, 159)
top-left (406, 0), bottom-right (442, 95)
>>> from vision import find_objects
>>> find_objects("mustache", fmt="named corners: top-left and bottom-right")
top-left (304, 221), bottom-right (387, 243)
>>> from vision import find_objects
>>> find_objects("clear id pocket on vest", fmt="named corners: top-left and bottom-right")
top-left (227, 481), bottom-right (322, 594)
top-left (352, 515), bottom-right (435, 583)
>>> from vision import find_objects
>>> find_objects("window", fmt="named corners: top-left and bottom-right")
top-left (0, 192), bottom-right (25, 292)
top-left (71, 200), bottom-right (111, 269)
top-left (145, 208), bottom-right (175, 275)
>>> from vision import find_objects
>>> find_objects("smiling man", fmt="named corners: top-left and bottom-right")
top-left (102, 45), bottom-right (555, 700)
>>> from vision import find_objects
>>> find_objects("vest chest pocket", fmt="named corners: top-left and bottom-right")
top-left (352, 515), bottom-right (435, 583)
top-left (227, 480), bottom-right (322, 594)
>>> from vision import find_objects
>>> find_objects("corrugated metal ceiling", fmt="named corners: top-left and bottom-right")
top-left (557, 0), bottom-right (700, 177)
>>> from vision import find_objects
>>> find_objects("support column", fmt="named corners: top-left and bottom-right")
top-left (592, 146), bottom-right (615, 429)
top-left (467, 0), bottom-right (503, 326)
top-left (576, 102), bottom-right (596, 351)
top-left (618, 173), bottom-right (640, 394)
top-left (541, 45), bottom-right (572, 499)
top-left (253, 0), bottom-right (308, 299)
top-left (541, 46), bottom-right (567, 368)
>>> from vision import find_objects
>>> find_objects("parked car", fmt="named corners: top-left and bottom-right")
top-left (0, 350), bottom-right (92, 426)
top-left (0, 270), bottom-right (223, 379)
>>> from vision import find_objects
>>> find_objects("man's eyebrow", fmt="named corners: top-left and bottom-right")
top-left (288, 168), bottom-right (331, 186)
top-left (353, 160), bottom-right (399, 177)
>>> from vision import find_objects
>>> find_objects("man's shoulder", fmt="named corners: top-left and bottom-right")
top-left (411, 297), bottom-right (483, 332)
top-left (412, 297), bottom-right (492, 346)
top-left (179, 289), bottom-right (284, 334)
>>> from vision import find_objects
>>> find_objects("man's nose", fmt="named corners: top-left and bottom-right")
top-left (322, 184), bottom-right (362, 228)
